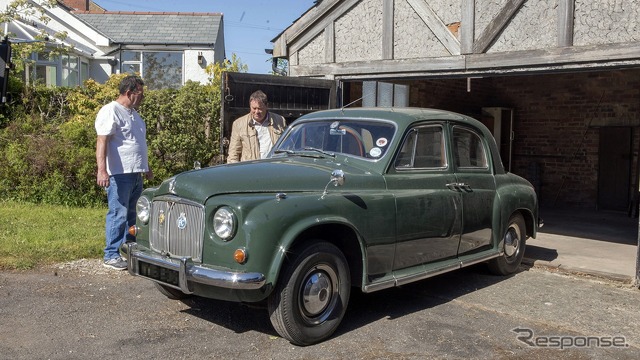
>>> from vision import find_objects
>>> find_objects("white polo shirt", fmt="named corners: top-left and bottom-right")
top-left (95, 101), bottom-right (149, 175)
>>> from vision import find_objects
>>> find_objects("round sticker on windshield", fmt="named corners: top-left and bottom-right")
top-left (376, 138), bottom-right (388, 147)
top-left (330, 121), bottom-right (339, 129)
top-left (369, 147), bottom-right (382, 158)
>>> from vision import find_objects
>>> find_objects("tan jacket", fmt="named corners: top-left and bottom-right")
top-left (226, 112), bottom-right (287, 163)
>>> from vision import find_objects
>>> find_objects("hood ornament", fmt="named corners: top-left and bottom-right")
top-left (168, 178), bottom-right (176, 194)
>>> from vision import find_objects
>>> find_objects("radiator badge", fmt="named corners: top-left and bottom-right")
top-left (177, 212), bottom-right (187, 230)
top-left (158, 210), bottom-right (165, 225)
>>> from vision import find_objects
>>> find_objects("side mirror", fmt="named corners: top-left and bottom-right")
top-left (321, 169), bottom-right (345, 199)
top-left (330, 169), bottom-right (345, 187)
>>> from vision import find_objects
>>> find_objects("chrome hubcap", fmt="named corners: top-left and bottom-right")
top-left (504, 226), bottom-right (520, 258)
top-left (300, 264), bottom-right (338, 323)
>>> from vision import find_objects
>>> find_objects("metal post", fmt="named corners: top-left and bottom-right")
top-left (637, 210), bottom-right (640, 288)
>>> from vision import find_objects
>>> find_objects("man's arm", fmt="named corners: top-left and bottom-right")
top-left (96, 135), bottom-right (110, 187)
top-left (226, 121), bottom-right (242, 163)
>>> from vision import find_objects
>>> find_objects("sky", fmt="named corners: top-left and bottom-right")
top-left (91, 0), bottom-right (317, 74)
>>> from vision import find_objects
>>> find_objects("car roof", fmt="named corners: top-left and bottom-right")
top-left (299, 107), bottom-right (473, 127)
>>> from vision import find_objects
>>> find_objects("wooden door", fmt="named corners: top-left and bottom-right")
top-left (598, 127), bottom-right (632, 211)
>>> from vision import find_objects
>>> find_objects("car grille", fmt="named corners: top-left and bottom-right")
top-left (149, 197), bottom-right (204, 262)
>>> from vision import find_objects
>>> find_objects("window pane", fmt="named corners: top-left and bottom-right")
top-left (143, 52), bottom-right (183, 89)
top-left (123, 63), bottom-right (141, 75)
top-left (35, 65), bottom-right (57, 87)
top-left (68, 56), bottom-right (78, 69)
top-left (414, 126), bottom-right (445, 168)
top-left (37, 52), bottom-right (54, 61)
top-left (122, 51), bottom-right (141, 62)
top-left (81, 62), bottom-right (89, 83)
top-left (395, 126), bottom-right (445, 169)
top-left (453, 127), bottom-right (488, 168)
top-left (62, 68), bottom-right (78, 87)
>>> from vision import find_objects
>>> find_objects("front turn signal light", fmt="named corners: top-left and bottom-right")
top-left (234, 249), bottom-right (247, 264)
top-left (128, 225), bottom-right (138, 236)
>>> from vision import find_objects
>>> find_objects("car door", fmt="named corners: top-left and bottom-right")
top-left (451, 125), bottom-right (496, 255)
top-left (386, 124), bottom-right (463, 271)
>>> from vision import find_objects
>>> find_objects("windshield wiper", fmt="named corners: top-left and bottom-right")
top-left (304, 147), bottom-right (335, 158)
top-left (273, 148), bottom-right (326, 159)
top-left (273, 149), bottom-right (296, 155)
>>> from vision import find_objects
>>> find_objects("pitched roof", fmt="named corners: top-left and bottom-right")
top-left (73, 11), bottom-right (222, 46)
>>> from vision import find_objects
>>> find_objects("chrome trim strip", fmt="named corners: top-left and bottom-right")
top-left (126, 243), bottom-right (265, 293)
top-left (363, 252), bottom-right (500, 293)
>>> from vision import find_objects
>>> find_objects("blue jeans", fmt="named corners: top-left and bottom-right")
top-left (104, 173), bottom-right (143, 260)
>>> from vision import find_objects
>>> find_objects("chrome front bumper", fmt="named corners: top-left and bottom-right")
top-left (123, 242), bottom-right (266, 294)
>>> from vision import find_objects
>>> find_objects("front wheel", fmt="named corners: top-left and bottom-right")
top-left (488, 213), bottom-right (526, 275)
top-left (268, 241), bottom-right (351, 346)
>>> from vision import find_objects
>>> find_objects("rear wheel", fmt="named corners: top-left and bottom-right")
top-left (154, 283), bottom-right (190, 300)
top-left (488, 213), bottom-right (526, 275)
top-left (268, 241), bottom-right (351, 346)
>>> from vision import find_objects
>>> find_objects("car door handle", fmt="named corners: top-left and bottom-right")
top-left (446, 182), bottom-right (472, 191)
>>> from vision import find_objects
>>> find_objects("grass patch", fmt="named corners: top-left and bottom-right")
top-left (0, 201), bottom-right (106, 269)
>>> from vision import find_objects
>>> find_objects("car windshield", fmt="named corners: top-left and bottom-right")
top-left (273, 120), bottom-right (396, 160)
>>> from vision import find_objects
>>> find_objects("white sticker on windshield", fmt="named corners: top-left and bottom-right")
top-left (376, 138), bottom-right (388, 147)
top-left (369, 147), bottom-right (382, 158)
top-left (330, 121), bottom-right (339, 129)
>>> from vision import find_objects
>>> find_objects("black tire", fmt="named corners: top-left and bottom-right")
top-left (154, 283), bottom-right (190, 300)
top-left (268, 241), bottom-right (351, 346)
top-left (488, 213), bottom-right (526, 275)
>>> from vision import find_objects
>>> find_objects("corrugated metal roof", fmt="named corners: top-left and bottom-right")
top-left (74, 11), bottom-right (222, 45)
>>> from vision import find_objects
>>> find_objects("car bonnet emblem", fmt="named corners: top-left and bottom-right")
top-left (177, 212), bottom-right (187, 230)
top-left (158, 210), bottom-right (165, 225)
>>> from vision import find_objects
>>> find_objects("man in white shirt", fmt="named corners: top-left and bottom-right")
top-left (95, 75), bottom-right (153, 270)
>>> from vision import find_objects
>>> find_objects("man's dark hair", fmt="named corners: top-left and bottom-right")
top-left (249, 90), bottom-right (268, 106)
top-left (119, 75), bottom-right (144, 95)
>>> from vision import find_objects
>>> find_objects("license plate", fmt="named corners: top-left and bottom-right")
top-left (138, 261), bottom-right (179, 287)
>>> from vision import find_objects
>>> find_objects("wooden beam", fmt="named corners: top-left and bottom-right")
top-left (473, 0), bottom-right (526, 54)
top-left (557, 0), bottom-right (575, 47)
top-left (325, 23), bottom-right (335, 63)
top-left (382, 0), bottom-right (394, 60)
top-left (460, 0), bottom-right (475, 54)
top-left (289, 42), bottom-right (640, 78)
top-left (406, 0), bottom-right (460, 55)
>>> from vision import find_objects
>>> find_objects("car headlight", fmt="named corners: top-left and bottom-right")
top-left (136, 196), bottom-right (151, 224)
top-left (213, 206), bottom-right (236, 241)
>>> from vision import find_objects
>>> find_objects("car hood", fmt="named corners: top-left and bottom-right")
top-left (153, 157), bottom-right (385, 203)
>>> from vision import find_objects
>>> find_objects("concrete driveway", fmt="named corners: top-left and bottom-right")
top-left (524, 207), bottom-right (638, 284)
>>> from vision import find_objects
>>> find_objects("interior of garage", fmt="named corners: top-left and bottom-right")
top-left (343, 68), bottom-right (640, 214)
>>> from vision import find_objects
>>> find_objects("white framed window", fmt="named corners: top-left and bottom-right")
top-left (32, 52), bottom-right (88, 87)
top-left (121, 50), bottom-right (183, 89)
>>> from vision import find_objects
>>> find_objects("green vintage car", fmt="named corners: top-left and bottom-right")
top-left (124, 107), bottom-right (539, 346)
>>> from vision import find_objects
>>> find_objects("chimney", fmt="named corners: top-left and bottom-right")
top-left (60, 0), bottom-right (90, 11)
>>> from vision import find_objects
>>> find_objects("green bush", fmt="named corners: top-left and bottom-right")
top-left (0, 59), bottom-right (243, 206)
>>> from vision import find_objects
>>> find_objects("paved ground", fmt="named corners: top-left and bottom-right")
top-left (1, 259), bottom-right (639, 359)
top-left (524, 207), bottom-right (639, 284)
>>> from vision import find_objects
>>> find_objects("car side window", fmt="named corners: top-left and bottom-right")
top-left (452, 126), bottom-right (488, 169)
top-left (395, 125), bottom-right (446, 169)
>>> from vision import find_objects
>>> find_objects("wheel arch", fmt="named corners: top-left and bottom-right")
top-left (267, 219), bottom-right (365, 291)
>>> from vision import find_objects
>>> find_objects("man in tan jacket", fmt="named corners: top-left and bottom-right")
top-left (226, 90), bottom-right (287, 163)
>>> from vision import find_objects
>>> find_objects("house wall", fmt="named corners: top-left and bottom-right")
top-left (90, 61), bottom-right (111, 83)
top-left (183, 49), bottom-right (215, 84)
